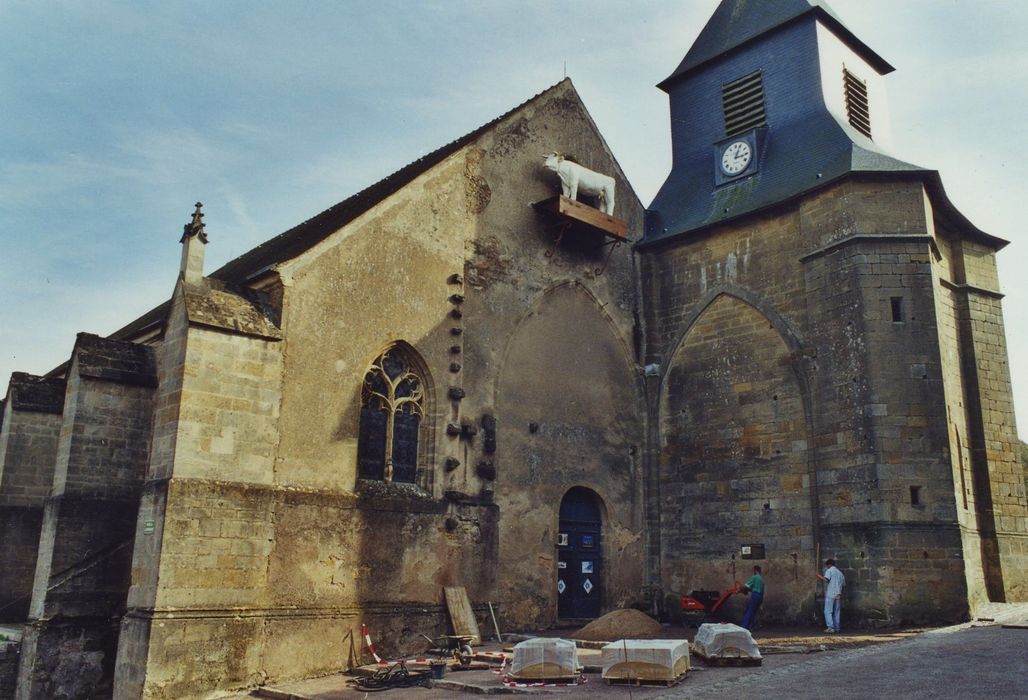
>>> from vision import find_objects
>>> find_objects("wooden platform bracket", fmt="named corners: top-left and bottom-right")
top-left (532, 195), bottom-right (628, 274)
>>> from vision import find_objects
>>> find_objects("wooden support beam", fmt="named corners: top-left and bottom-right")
top-left (533, 195), bottom-right (628, 241)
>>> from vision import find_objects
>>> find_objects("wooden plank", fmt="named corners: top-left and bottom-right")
top-left (603, 659), bottom-right (689, 680)
top-left (556, 196), bottom-right (628, 239)
top-left (533, 195), bottom-right (628, 241)
top-left (444, 587), bottom-right (481, 645)
top-left (510, 664), bottom-right (579, 681)
top-left (605, 670), bottom-right (687, 687)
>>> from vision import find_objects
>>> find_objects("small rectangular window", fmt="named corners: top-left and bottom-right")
top-left (910, 485), bottom-right (922, 505)
top-left (722, 71), bottom-right (767, 137)
top-left (890, 296), bottom-right (904, 323)
top-left (843, 67), bottom-right (872, 139)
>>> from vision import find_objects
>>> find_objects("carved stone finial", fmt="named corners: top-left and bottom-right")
top-left (180, 201), bottom-right (208, 244)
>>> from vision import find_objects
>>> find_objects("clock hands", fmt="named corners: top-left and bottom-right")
top-left (721, 141), bottom-right (751, 175)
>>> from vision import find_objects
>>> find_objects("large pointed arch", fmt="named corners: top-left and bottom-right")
top-left (493, 280), bottom-right (645, 628)
top-left (660, 284), bottom-right (806, 375)
top-left (656, 290), bottom-right (816, 621)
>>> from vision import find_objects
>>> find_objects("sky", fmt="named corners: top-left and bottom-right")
top-left (1, 0), bottom-right (1025, 440)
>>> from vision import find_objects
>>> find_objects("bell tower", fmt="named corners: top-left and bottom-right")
top-left (639, 0), bottom-right (1026, 626)
top-left (647, 0), bottom-right (918, 243)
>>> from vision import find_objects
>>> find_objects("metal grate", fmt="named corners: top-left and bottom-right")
top-left (721, 71), bottom-right (767, 137)
top-left (843, 68), bottom-right (872, 139)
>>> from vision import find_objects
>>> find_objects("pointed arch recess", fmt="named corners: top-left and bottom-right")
top-left (660, 285), bottom-right (805, 377)
top-left (356, 340), bottom-right (436, 490)
top-left (493, 282), bottom-right (645, 625)
top-left (656, 291), bottom-right (815, 576)
top-left (494, 280), bottom-right (639, 408)
top-left (658, 289), bottom-right (807, 453)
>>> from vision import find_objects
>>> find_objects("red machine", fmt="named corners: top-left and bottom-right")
top-left (680, 580), bottom-right (743, 624)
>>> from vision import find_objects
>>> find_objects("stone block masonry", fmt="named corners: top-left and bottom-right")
top-left (0, 374), bottom-right (64, 623)
top-left (944, 238), bottom-right (1028, 605)
top-left (114, 478), bottom-right (499, 698)
top-left (639, 179), bottom-right (1020, 627)
top-left (16, 334), bottom-right (156, 700)
top-left (0, 640), bottom-right (19, 700)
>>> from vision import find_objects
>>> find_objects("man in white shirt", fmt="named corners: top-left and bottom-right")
top-left (816, 558), bottom-right (846, 633)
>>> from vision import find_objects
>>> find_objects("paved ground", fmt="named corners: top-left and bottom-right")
top-left (241, 603), bottom-right (1028, 699)
top-left (653, 625), bottom-right (1028, 700)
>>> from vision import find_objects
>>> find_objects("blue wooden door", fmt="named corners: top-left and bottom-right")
top-left (557, 489), bottom-right (602, 619)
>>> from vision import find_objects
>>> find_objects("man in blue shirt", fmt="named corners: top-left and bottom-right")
top-left (740, 565), bottom-right (764, 630)
top-left (816, 559), bottom-right (846, 633)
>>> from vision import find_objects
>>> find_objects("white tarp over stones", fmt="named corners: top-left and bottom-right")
top-left (510, 637), bottom-right (579, 679)
top-left (601, 639), bottom-right (691, 682)
top-left (692, 623), bottom-right (762, 659)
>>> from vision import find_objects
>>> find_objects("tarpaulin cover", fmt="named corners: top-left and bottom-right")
top-left (692, 623), bottom-right (762, 659)
top-left (601, 639), bottom-right (691, 681)
top-left (510, 637), bottom-right (579, 679)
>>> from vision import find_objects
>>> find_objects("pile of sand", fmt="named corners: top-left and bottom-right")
top-left (573, 609), bottom-right (663, 641)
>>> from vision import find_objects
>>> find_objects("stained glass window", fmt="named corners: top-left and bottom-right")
top-left (357, 346), bottom-right (424, 483)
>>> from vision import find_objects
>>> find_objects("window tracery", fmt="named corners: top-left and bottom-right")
top-left (357, 346), bottom-right (425, 483)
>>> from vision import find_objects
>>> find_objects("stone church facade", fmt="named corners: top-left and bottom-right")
top-left (1, 1), bottom-right (1025, 698)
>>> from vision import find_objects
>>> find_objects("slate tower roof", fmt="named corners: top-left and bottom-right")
top-left (644, 0), bottom-right (1004, 248)
top-left (658, 0), bottom-right (892, 88)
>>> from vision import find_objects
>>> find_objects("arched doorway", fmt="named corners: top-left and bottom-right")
top-left (557, 488), bottom-right (603, 619)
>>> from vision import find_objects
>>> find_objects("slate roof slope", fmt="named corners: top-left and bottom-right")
top-left (658, 0), bottom-right (892, 90)
top-left (109, 300), bottom-right (169, 342)
top-left (646, 124), bottom-right (1006, 250)
top-left (211, 79), bottom-right (575, 285)
top-left (644, 0), bottom-right (1007, 250)
top-left (104, 79), bottom-right (584, 345)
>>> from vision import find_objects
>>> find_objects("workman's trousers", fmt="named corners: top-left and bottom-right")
top-left (741, 591), bottom-right (763, 630)
top-left (824, 596), bottom-right (841, 631)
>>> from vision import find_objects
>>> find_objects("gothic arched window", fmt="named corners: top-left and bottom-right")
top-left (357, 346), bottom-right (425, 483)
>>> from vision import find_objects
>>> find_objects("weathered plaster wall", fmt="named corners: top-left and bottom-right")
top-left (237, 132), bottom-right (487, 688)
top-left (274, 151), bottom-right (466, 491)
top-left (495, 284), bottom-right (644, 627)
top-left (463, 82), bottom-right (645, 628)
top-left (265, 78), bottom-right (645, 644)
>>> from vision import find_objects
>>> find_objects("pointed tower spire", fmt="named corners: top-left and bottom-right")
top-left (179, 202), bottom-right (207, 286)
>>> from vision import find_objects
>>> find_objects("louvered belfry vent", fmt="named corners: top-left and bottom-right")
top-left (843, 68), bottom-right (872, 139)
top-left (721, 71), bottom-right (767, 137)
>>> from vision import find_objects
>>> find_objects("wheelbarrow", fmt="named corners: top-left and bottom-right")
top-left (420, 634), bottom-right (474, 668)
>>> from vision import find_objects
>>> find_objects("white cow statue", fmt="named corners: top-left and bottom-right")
top-left (543, 152), bottom-right (616, 215)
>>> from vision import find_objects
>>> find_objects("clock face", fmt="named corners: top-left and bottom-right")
top-left (720, 140), bottom-right (752, 176)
